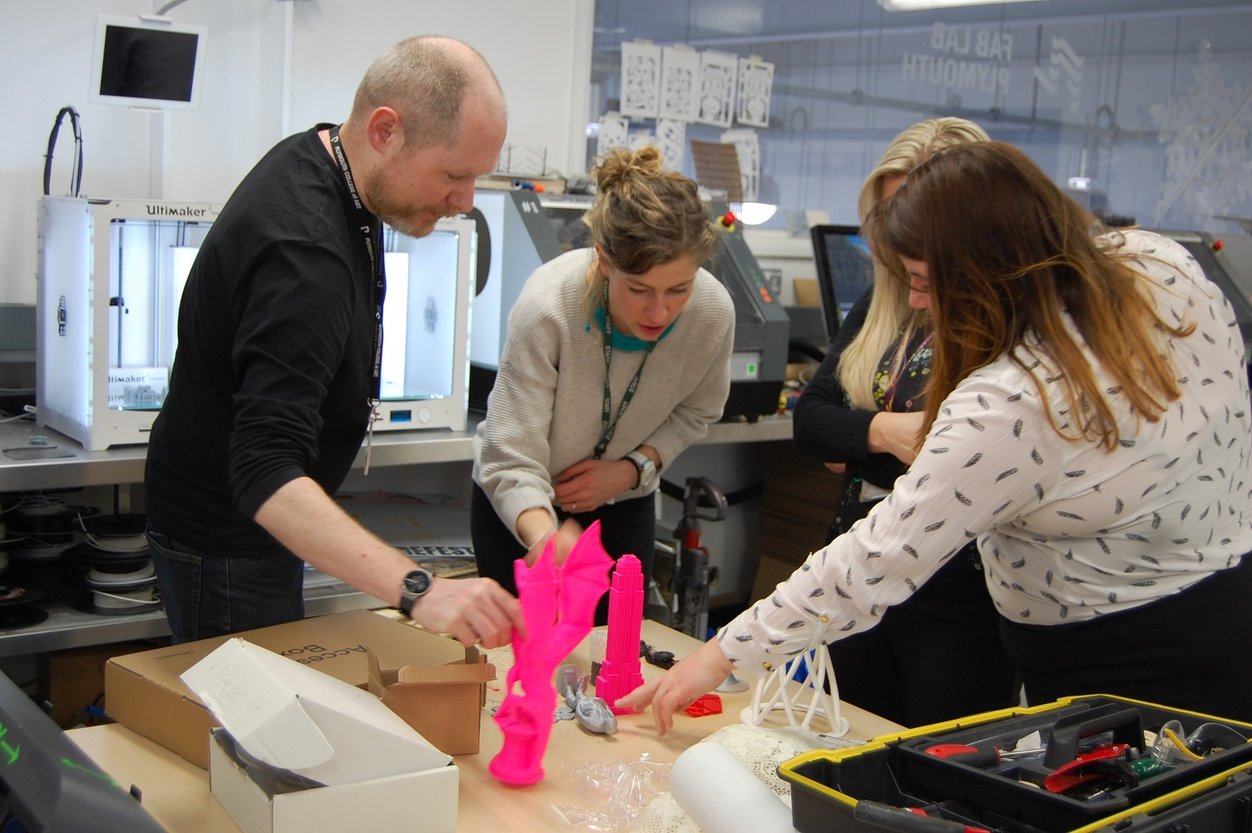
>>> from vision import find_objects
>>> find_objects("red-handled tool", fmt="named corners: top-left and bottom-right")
top-left (1042, 744), bottom-right (1138, 795)
top-left (924, 743), bottom-right (1044, 768)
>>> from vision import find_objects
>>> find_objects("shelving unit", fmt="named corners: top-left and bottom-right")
top-left (0, 414), bottom-right (793, 656)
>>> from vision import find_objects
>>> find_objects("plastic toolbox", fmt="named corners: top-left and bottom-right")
top-left (778, 694), bottom-right (1252, 833)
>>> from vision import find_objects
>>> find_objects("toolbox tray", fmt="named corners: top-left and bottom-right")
top-left (779, 694), bottom-right (1252, 833)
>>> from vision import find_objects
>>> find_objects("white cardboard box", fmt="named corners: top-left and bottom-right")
top-left (184, 639), bottom-right (459, 833)
top-left (208, 730), bottom-right (458, 833)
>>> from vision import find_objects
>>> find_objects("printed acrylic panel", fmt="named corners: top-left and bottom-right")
top-left (697, 50), bottom-right (738, 128)
top-left (737, 57), bottom-right (774, 128)
top-left (620, 40), bottom-right (662, 119)
top-left (656, 118), bottom-right (687, 172)
top-left (660, 45), bottom-right (700, 122)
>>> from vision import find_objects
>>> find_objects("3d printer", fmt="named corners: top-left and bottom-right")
top-left (37, 196), bottom-right (220, 450)
top-left (466, 188), bottom-right (562, 411)
top-left (36, 197), bottom-right (475, 450)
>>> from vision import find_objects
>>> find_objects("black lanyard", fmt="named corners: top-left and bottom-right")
top-left (328, 125), bottom-right (384, 397)
top-left (594, 281), bottom-right (654, 459)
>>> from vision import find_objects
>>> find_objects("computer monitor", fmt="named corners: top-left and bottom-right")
top-left (810, 224), bottom-right (876, 343)
top-left (0, 669), bottom-right (167, 832)
top-left (89, 15), bottom-right (207, 110)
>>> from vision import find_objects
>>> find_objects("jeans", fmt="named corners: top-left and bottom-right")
top-left (146, 525), bottom-right (306, 643)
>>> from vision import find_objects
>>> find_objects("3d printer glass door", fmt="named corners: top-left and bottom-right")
top-left (106, 217), bottom-right (210, 412)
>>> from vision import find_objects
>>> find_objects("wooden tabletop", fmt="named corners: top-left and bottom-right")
top-left (70, 619), bottom-right (903, 833)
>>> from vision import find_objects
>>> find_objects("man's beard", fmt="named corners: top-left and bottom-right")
top-left (364, 168), bottom-right (446, 239)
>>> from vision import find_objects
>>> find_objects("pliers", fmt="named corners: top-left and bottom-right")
top-left (1042, 743), bottom-right (1139, 795)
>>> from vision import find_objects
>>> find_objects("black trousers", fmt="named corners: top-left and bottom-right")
top-left (470, 484), bottom-right (656, 626)
top-left (1000, 553), bottom-right (1252, 723)
top-left (828, 551), bottom-right (1019, 728)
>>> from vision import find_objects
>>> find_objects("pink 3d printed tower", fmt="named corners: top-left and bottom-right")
top-left (595, 553), bottom-right (644, 715)
top-left (489, 522), bottom-right (613, 786)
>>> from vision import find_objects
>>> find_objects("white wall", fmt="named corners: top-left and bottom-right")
top-left (2, 0), bottom-right (592, 305)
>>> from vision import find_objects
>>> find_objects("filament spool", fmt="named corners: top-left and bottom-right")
top-left (10, 502), bottom-right (78, 562)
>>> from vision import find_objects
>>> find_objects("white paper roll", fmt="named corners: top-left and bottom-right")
top-left (669, 742), bottom-right (799, 833)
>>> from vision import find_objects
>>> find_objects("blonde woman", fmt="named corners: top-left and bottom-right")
top-left (792, 118), bottom-right (1016, 727)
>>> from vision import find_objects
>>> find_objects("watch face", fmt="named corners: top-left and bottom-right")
top-left (404, 569), bottom-right (432, 595)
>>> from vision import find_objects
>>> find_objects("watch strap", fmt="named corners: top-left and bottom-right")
top-left (626, 450), bottom-right (656, 489)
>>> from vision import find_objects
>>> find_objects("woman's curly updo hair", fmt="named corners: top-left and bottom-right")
top-left (584, 146), bottom-right (719, 276)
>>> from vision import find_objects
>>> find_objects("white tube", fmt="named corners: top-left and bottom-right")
top-left (669, 742), bottom-right (799, 833)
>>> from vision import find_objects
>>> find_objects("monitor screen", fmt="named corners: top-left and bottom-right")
top-left (810, 224), bottom-right (876, 342)
top-left (0, 669), bottom-right (167, 832)
top-left (90, 15), bottom-right (207, 110)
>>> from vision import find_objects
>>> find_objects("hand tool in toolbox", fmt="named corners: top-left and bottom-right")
top-left (923, 743), bottom-right (1045, 768)
top-left (853, 799), bottom-right (992, 833)
top-left (1040, 743), bottom-right (1137, 795)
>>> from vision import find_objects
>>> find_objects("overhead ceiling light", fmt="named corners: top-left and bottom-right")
top-left (879, 0), bottom-right (1048, 11)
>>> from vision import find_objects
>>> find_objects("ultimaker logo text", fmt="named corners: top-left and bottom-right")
top-left (146, 204), bottom-right (210, 218)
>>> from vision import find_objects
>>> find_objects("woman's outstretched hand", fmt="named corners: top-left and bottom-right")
top-left (614, 637), bottom-right (735, 736)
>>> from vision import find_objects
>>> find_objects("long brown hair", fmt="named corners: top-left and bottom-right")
top-left (866, 141), bottom-right (1193, 450)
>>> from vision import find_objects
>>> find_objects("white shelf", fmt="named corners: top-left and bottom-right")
top-left (0, 413), bottom-right (793, 491)
top-left (0, 414), bottom-right (793, 657)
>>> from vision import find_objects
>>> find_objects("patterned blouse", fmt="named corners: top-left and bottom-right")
top-left (723, 229), bottom-right (1252, 676)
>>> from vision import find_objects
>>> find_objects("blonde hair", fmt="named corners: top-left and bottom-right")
top-left (579, 147), bottom-right (719, 321)
top-left (838, 118), bottom-right (990, 408)
top-left (868, 141), bottom-right (1191, 450)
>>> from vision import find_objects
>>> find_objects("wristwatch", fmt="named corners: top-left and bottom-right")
top-left (626, 450), bottom-right (659, 490)
top-left (398, 568), bottom-right (434, 619)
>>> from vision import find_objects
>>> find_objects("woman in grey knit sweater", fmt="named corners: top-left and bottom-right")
top-left (471, 146), bottom-right (735, 621)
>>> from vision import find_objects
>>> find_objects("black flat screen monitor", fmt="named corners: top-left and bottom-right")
top-left (810, 224), bottom-right (876, 342)
top-left (0, 669), bottom-right (167, 832)
top-left (90, 15), bottom-right (207, 110)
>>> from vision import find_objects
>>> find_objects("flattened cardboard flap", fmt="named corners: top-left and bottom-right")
top-left (394, 661), bottom-right (496, 685)
top-left (366, 646), bottom-right (494, 756)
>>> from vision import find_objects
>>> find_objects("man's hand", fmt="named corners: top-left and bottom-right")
top-left (408, 576), bottom-right (525, 648)
top-left (614, 638), bottom-right (735, 736)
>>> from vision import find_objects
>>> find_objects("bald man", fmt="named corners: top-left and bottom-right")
top-left (145, 36), bottom-right (523, 646)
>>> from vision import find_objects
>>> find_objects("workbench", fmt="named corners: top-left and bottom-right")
top-left (68, 618), bottom-right (901, 833)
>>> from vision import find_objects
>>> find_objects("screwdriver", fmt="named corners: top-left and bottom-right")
top-left (854, 800), bottom-right (992, 833)
top-left (924, 743), bottom-right (1043, 767)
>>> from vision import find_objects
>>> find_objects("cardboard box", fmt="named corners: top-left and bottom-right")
top-left (210, 731), bottom-right (457, 833)
top-left (41, 640), bottom-right (152, 727)
top-left (104, 610), bottom-right (490, 768)
top-left (793, 277), bottom-right (821, 307)
top-left (193, 639), bottom-right (458, 833)
top-left (367, 646), bottom-right (494, 756)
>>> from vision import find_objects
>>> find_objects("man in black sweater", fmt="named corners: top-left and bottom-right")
top-left (145, 35), bottom-right (523, 645)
